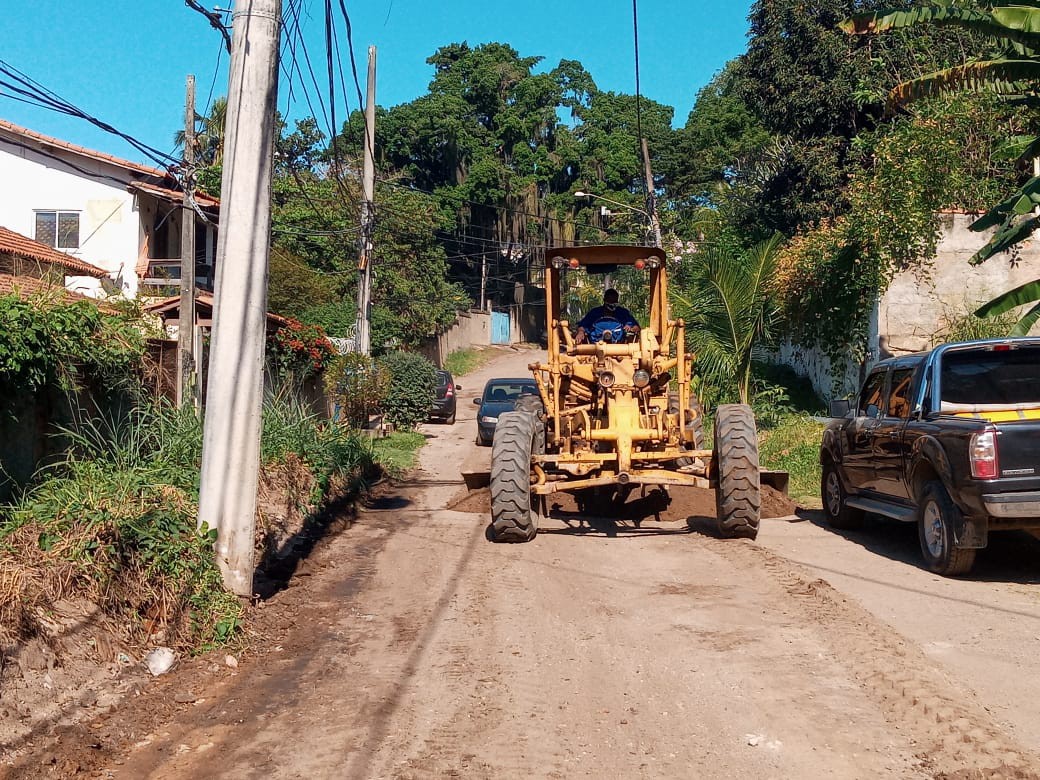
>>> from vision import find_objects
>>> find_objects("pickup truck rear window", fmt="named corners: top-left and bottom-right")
top-left (940, 347), bottom-right (1040, 406)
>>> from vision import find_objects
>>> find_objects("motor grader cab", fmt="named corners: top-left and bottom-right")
top-left (485, 245), bottom-right (762, 543)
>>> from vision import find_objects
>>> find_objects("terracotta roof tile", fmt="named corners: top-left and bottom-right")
top-left (0, 226), bottom-right (108, 278)
top-left (128, 181), bottom-right (220, 209)
top-left (144, 292), bottom-right (290, 327)
top-left (0, 273), bottom-right (117, 311)
top-left (0, 119), bottom-right (168, 178)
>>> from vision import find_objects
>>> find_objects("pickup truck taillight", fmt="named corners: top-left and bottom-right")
top-left (970, 429), bottom-right (1000, 479)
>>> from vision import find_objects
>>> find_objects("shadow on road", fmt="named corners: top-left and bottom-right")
top-left (540, 514), bottom-right (697, 538)
top-left (253, 473), bottom-right (414, 600)
top-left (805, 509), bottom-right (1040, 585)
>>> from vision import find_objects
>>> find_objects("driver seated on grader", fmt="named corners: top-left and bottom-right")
top-left (575, 288), bottom-right (640, 344)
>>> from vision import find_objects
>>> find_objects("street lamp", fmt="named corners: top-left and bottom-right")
top-left (574, 190), bottom-right (661, 248)
top-left (574, 191), bottom-right (650, 220)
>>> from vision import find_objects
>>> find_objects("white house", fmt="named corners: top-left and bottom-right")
top-left (0, 119), bottom-right (219, 299)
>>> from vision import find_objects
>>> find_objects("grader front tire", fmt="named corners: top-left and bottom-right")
top-left (488, 411), bottom-right (542, 543)
top-left (714, 404), bottom-right (761, 540)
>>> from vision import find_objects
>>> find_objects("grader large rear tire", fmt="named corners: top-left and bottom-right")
top-left (714, 404), bottom-right (761, 540)
top-left (488, 410), bottom-right (542, 543)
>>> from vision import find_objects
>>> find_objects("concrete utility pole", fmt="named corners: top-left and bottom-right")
top-left (479, 253), bottom-right (488, 311)
top-left (197, 0), bottom-right (282, 596)
top-left (640, 138), bottom-right (663, 249)
top-left (354, 46), bottom-right (377, 355)
top-left (177, 74), bottom-right (197, 408)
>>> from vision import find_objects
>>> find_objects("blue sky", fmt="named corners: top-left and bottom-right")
top-left (0, 0), bottom-right (753, 166)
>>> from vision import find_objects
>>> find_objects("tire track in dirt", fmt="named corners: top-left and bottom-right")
top-left (702, 532), bottom-right (1040, 780)
top-left (367, 531), bottom-right (574, 780)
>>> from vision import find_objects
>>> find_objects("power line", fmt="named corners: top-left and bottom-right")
top-left (184, 0), bottom-right (232, 54)
top-left (0, 59), bottom-right (178, 171)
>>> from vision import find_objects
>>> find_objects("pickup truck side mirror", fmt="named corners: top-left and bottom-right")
top-left (473, 397), bottom-right (482, 405)
top-left (829, 399), bottom-right (851, 418)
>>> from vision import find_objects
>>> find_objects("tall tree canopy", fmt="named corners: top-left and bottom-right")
top-left (337, 42), bottom-right (677, 306)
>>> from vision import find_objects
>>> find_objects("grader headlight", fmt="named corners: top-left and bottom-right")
top-left (633, 369), bottom-right (651, 388)
top-left (598, 371), bottom-right (616, 389)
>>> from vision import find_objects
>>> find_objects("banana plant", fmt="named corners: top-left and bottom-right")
top-left (843, 3), bottom-right (1040, 334)
top-left (974, 279), bottom-right (1040, 335)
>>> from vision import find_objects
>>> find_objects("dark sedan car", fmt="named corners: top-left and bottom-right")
top-left (474, 377), bottom-right (538, 446)
top-left (429, 370), bottom-right (460, 424)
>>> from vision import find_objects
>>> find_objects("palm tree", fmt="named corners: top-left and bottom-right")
top-left (173, 97), bottom-right (228, 166)
top-left (673, 234), bottom-right (783, 405)
top-left (842, 4), bottom-right (1040, 334)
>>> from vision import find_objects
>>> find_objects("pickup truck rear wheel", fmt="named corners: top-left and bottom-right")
top-left (714, 404), bottom-right (760, 540)
top-left (821, 461), bottom-right (864, 530)
top-left (918, 481), bottom-right (976, 576)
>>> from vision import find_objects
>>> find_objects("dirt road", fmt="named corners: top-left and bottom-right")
top-left (12, 346), bottom-right (1040, 779)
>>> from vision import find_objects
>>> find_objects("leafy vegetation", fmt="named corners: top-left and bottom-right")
top-left (0, 293), bottom-right (148, 392)
top-left (267, 319), bottom-right (337, 382)
top-left (324, 353), bottom-right (390, 429)
top-left (758, 414), bottom-right (827, 505)
top-left (843, 2), bottom-right (1040, 335)
top-left (0, 403), bottom-right (239, 651)
top-left (371, 432), bottom-right (427, 475)
top-left (673, 235), bottom-right (783, 406)
top-left (377, 351), bottom-right (437, 430)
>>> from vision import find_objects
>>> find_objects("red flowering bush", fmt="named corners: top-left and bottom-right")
top-left (268, 319), bottom-right (336, 381)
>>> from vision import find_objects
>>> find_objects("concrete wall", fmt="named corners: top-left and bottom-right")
top-left (772, 339), bottom-right (864, 403)
top-left (0, 141), bottom-right (142, 297)
top-left (418, 310), bottom-right (492, 367)
top-left (879, 212), bottom-right (1040, 355)
top-left (772, 212), bottom-right (1040, 400)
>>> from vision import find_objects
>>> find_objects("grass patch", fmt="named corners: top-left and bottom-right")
top-left (444, 347), bottom-right (492, 378)
top-left (261, 388), bottom-right (375, 500)
top-left (1, 391), bottom-right (389, 655)
top-left (758, 412), bottom-right (824, 505)
top-left (1, 402), bottom-right (242, 652)
top-left (371, 431), bottom-right (426, 475)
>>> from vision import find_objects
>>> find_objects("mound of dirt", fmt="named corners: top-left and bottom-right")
top-left (448, 484), bottom-right (797, 520)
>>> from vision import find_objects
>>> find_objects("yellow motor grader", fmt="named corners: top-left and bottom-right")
top-left (485, 244), bottom-right (763, 542)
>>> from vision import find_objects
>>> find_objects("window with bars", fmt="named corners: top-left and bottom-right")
top-left (34, 210), bottom-right (80, 249)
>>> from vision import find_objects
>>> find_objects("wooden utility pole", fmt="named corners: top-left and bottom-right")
top-left (640, 138), bottom-right (663, 249)
top-left (177, 74), bottom-right (197, 408)
top-left (354, 46), bottom-right (377, 354)
top-left (197, 0), bottom-right (282, 596)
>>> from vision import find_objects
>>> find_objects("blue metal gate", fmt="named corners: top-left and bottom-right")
top-left (491, 311), bottom-right (510, 344)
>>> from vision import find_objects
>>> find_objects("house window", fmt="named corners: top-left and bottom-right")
top-left (34, 210), bottom-right (80, 250)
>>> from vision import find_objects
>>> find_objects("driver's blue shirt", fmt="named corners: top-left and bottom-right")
top-left (578, 304), bottom-right (637, 331)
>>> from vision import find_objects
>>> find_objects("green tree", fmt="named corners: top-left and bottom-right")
top-left (665, 63), bottom-right (770, 208)
top-left (705, 0), bottom-right (983, 238)
top-left (337, 43), bottom-right (678, 305)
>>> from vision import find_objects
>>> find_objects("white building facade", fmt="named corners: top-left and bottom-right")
top-left (0, 119), bottom-right (218, 299)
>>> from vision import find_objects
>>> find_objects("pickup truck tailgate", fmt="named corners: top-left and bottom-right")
top-left (997, 420), bottom-right (1040, 478)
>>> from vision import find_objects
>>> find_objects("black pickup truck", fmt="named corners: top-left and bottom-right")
top-left (820, 338), bottom-right (1040, 576)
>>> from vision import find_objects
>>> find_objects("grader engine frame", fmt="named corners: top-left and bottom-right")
top-left (487, 245), bottom-right (762, 543)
